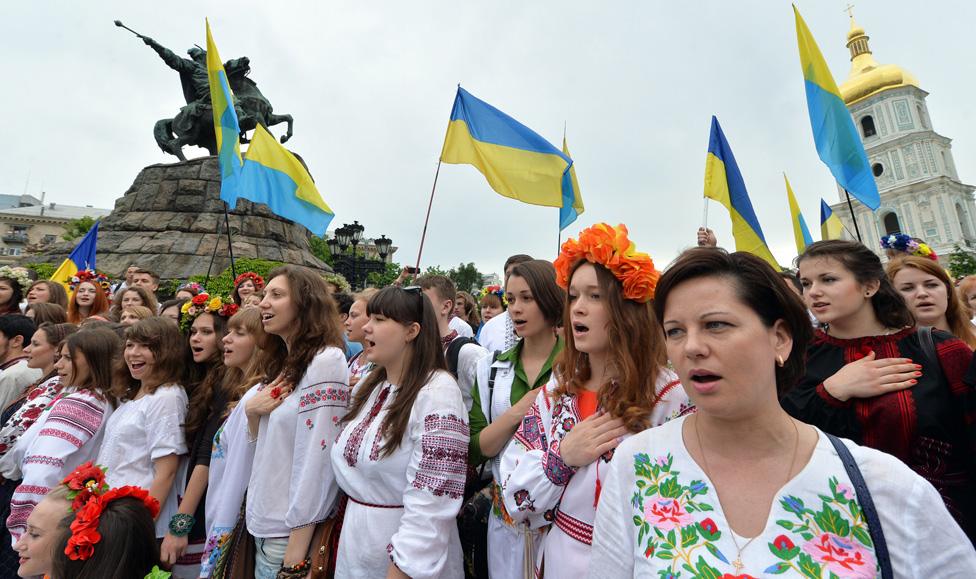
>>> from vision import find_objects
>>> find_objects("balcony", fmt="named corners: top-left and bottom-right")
top-left (2, 233), bottom-right (29, 244)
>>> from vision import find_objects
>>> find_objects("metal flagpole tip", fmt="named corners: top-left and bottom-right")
top-left (114, 20), bottom-right (124, 27)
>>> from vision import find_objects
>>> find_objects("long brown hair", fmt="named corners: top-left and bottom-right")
top-left (887, 256), bottom-right (976, 349)
top-left (28, 302), bottom-right (68, 326)
top-left (114, 318), bottom-right (185, 401)
top-left (183, 312), bottom-right (230, 439)
top-left (68, 282), bottom-right (111, 324)
top-left (34, 322), bottom-right (78, 381)
top-left (256, 266), bottom-right (344, 384)
top-left (65, 328), bottom-right (121, 406)
top-left (110, 286), bottom-right (159, 321)
top-left (553, 261), bottom-right (667, 433)
top-left (221, 307), bottom-right (268, 416)
top-left (28, 280), bottom-right (68, 309)
top-left (341, 286), bottom-right (446, 457)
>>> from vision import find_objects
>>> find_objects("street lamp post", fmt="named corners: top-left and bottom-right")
top-left (328, 222), bottom-right (391, 290)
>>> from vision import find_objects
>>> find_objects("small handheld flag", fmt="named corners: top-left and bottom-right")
top-left (50, 221), bottom-right (100, 289)
top-left (820, 199), bottom-right (845, 240)
top-left (785, 174), bottom-right (814, 254)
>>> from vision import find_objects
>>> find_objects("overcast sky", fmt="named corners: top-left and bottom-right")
top-left (1, 1), bottom-right (972, 277)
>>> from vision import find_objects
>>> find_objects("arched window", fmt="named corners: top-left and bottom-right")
top-left (861, 115), bottom-right (877, 138)
top-left (883, 212), bottom-right (901, 235)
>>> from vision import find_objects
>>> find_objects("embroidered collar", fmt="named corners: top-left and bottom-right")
top-left (440, 330), bottom-right (459, 350)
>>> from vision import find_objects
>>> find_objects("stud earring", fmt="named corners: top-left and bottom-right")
top-left (776, 355), bottom-right (785, 368)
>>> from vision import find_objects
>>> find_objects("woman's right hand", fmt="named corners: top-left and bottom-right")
top-left (559, 412), bottom-right (629, 468)
top-left (822, 351), bottom-right (920, 401)
top-left (245, 375), bottom-right (293, 419)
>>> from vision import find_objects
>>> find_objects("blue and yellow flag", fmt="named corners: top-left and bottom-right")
top-left (238, 125), bottom-right (334, 236)
top-left (559, 135), bottom-right (584, 230)
top-left (50, 221), bottom-right (100, 288)
top-left (206, 19), bottom-right (242, 204)
top-left (820, 199), bottom-right (845, 240)
top-left (794, 6), bottom-right (879, 210)
top-left (441, 87), bottom-right (570, 208)
top-left (704, 116), bottom-right (779, 268)
top-left (784, 174), bottom-right (813, 254)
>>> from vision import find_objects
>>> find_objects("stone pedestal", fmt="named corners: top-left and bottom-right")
top-left (33, 157), bottom-right (329, 280)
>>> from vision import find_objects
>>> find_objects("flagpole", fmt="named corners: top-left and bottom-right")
top-left (223, 204), bottom-right (237, 279)
top-left (415, 159), bottom-right (442, 272)
top-left (702, 198), bottom-right (709, 228)
top-left (204, 212), bottom-right (223, 287)
top-left (843, 189), bottom-right (863, 242)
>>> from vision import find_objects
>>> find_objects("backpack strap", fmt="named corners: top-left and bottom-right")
top-left (446, 336), bottom-right (480, 378)
top-left (825, 432), bottom-right (893, 579)
top-left (486, 350), bottom-right (501, 422)
top-left (918, 325), bottom-right (938, 369)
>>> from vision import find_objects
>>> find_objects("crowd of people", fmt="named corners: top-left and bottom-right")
top-left (0, 223), bottom-right (973, 578)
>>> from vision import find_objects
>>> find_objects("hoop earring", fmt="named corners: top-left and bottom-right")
top-left (776, 355), bottom-right (785, 368)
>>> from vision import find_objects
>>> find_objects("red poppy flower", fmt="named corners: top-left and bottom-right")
top-left (191, 293), bottom-right (210, 306)
top-left (773, 534), bottom-right (795, 551)
top-left (63, 462), bottom-right (105, 492)
top-left (65, 526), bottom-right (101, 561)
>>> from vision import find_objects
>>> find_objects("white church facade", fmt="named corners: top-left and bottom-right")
top-left (829, 16), bottom-right (976, 258)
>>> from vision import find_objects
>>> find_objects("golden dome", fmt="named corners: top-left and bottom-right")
top-left (838, 15), bottom-right (919, 105)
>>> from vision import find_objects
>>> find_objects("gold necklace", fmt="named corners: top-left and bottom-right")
top-left (693, 415), bottom-right (800, 574)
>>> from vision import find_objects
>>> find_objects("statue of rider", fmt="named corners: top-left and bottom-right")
top-left (142, 37), bottom-right (213, 156)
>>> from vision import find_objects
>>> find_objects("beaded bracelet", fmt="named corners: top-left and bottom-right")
top-left (168, 513), bottom-right (195, 537)
top-left (276, 557), bottom-right (311, 579)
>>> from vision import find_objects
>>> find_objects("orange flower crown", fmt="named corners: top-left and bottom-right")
top-left (59, 462), bottom-right (160, 562)
top-left (553, 223), bottom-right (660, 303)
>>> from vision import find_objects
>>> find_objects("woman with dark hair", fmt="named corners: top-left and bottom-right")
top-left (26, 280), bottom-right (69, 309)
top-left (96, 318), bottom-right (188, 540)
top-left (467, 260), bottom-right (565, 576)
top-left (231, 272), bottom-right (264, 306)
top-left (1, 329), bottom-right (119, 546)
top-left (332, 285), bottom-right (468, 578)
top-left (887, 255), bottom-right (976, 349)
top-left (160, 296), bottom-right (238, 576)
top-left (785, 240), bottom-right (976, 540)
top-left (500, 224), bottom-right (690, 577)
top-left (159, 298), bottom-right (188, 325)
top-left (0, 322), bottom-right (77, 574)
top-left (67, 271), bottom-right (111, 324)
top-left (25, 302), bottom-right (68, 326)
top-left (0, 267), bottom-right (30, 316)
top-left (110, 286), bottom-right (159, 322)
top-left (589, 247), bottom-right (976, 577)
top-left (245, 265), bottom-right (348, 577)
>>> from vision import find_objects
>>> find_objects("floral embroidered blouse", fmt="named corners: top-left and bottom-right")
top-left (589, 416), bottom-right (976, 578)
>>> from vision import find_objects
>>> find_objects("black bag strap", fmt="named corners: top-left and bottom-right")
top-left (825, 432), bottom-right (893, 579)
top-left (918, 325), bottom-right (938, 369)
top-left (486, 350), bottom-right (501, 422)
top-left (447, 336), bottom-right (479, 378)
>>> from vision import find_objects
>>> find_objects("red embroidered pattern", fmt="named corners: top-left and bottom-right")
top-left (24, 455), bottom-right (65, 468)
top-left (298, 381), bottom-right (349, 414)
top-left (46, 396), bottom-right (104, 438)
top-left (368, 422), bottom-right (386, 461)
top-left (38, 428), bottom-right (85, 448)
top-left (343, 384), bottom-right (391, 467)
top-left (412, 414), bottom-right (468, 499)
top-left (554, 509), bottom-right (593, 545)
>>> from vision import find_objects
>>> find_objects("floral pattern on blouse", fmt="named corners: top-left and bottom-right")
top-left (630, 453), bottom-right (878, 579)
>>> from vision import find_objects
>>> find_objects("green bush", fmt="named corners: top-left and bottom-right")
top-left (23, 262), bottom-right (58, 280)
top-left (185, 257), bottom-right (286, 299)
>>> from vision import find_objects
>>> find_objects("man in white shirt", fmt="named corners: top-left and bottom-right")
top-left (111, 263), bottom-right (139, 296)
top-left (0, 315), bottom-right (42, 411)
top-left (417, 275), bottom-right (489, 412)
top-left (448, 314), bottom-right (474, 338)
top-left (478, 254), bottom-right (533, 354)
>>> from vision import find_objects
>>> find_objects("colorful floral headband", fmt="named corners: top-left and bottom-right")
top-left (66, 485), bottom-right (160, 561)
top-left (881, 233), bottom-right (938, 261)
top-left (177, 281), bottom-right (204, 296)
top-left (179, 293), bottom-right (239, 332)
top-left (69, 269), bottom-right (111, 296)
top-left (233, 272), bottom-right (265, 291)
top-left (0, 266), bottom-right (32, 294)
top-left (553, 223), bottom-right (660, 303)
top-left (478, 285), bottom-right (508, 307)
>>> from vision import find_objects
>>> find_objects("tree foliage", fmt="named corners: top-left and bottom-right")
top-left (365, 262), bottom-right (402, 288)
top-left (307, 235), bottom-right (333, 266)
top-left (183, 257), bottom-right (286, 299)
top-left (23, 262), bottom-right (58, 280)
top-left (947, 244), bottom-right (976, 278)
top-left (448, 262), bottom-right (484, 293)
top-left (61, 216), bottom-right (97, 241)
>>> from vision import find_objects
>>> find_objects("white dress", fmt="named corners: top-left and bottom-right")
top-left (589, 416), bottom-right (976, 577)
top-left (246, 347), bottom-right (349, 537)
top-left (96, 384), bottom-right (189, 537)
top-left (500, 370), bottom-right (691, 578)
top-left (331, 370), bottom-right (468, 579)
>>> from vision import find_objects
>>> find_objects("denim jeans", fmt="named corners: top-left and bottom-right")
top-left (254, 536), bottom-right (289, 579)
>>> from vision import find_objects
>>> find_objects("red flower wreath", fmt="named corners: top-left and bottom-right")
top-left (234, 271), bottom-right (265, 291)
top-left (61, 461), bottom-right (109, 511)
top-left (65, 485), bottom-right (160, 561)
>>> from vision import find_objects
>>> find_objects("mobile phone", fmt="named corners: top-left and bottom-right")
top-left (405, 266), bottom-right (420, 274)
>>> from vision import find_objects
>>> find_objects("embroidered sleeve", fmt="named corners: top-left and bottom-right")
top-left (286, 348), bottom-right (349, 529)
top-left (499, 383), bottom-right (568, 528)
top-left (7, 394), bottom-right (106, 541)
top-left (390, 375), bottom-right (468, 578)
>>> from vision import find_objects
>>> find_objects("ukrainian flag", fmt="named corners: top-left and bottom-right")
top-left (704, 116), bottom-right (779, 268)
top-left (820, 199), bottom-right (845, 240)
top-left (794, 6), bottom-right (879, 210)
top-left (50, 221), bottom-right (99, 289)
top-left (206, 19), bottom-right (242, 204)
top-left (784, 174), bottom-right (813, 254)
top-left (237, 125), bottom-right (334, 236)
top-left (559, 135), bottom-right (584, 230)
top-left (441, 88), bottom-right (571, 208)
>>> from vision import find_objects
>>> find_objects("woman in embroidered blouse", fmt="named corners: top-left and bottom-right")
top-left (468, 259), bottom-right (565, 577)
top-left (590, 247), bottom-right (976, 577)
top-left (0, 322), bottom-right (76, 574)
top-left (96, 317), bottom-right (188, 539)
top-left (782, 240), bottom-right (976, 540)
top-left (346, 288), bottom-right (377, 389)
top-left (1, 328), bottom-right (119, 545)
top-left (500, 224), bottom-right (690, 578)
top-left (245, 265), bottom-right (348, 578)
top-left (332, 285), bottom-right (468, 578)
top-left (887, 255), bottom-right (976, 349)
top-left (160, 298), bottom-right (237, 576)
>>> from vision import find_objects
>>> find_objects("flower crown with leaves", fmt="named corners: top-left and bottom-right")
top-left (177, 281), bottom-right (204, 296)
top-left (478, 285), bottom-right (508, 307)
top-left (59, 462), bottom-right (161, 564)
top-left (233, 272), bottom-right (265, 291)
top-left (69, 269), bottom-right (111, 296)
top-left (0, 266), bottom-right (32, 294)
top-left (179, 293), bottom-right (240, 332)
top-left (880, 233), bottom-right (938, 261)
top-left (553, 223), bottom-right (660, 303)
